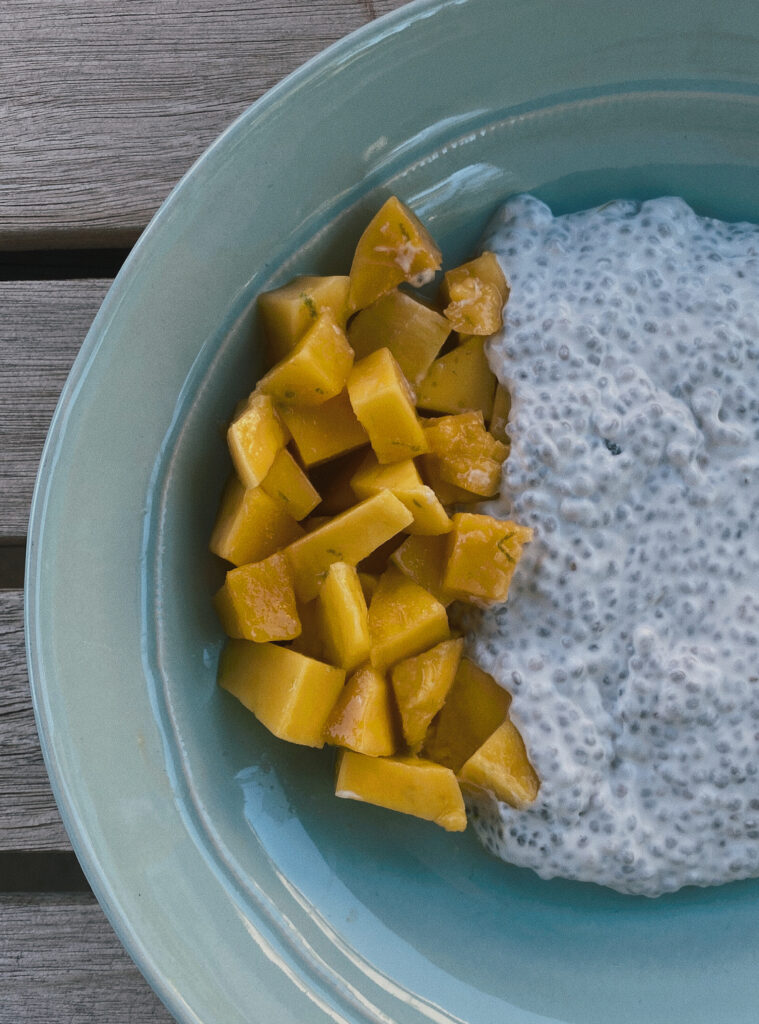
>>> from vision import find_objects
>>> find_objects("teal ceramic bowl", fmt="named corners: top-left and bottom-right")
top-left (26, 1), bottom-right (759, 1021)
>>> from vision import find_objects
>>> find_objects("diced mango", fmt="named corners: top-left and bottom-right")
top-left (227, 391), bottom-right (288, 488)
top-left (390, 534), bottom-right (456, 606)
top-left (489, 383), bottom-right (511, 444)
top-left (317, 562), bottom-right (370, 671)
top-left (418, 454), bottom-right (482, 507)
top-left (260, 447), bottom-right (320, 520)
top-left (391, 638), bottom-right (464, 752)
top-left (458, 719), bottom-right (539, 807)
top-left (284, 491), bottom-right (413, 602)
top-left (324, 665), bottom-right (396, 756)
top-left (440, 252), bottom-right (509, 335)
top-left (444, 512), bottom-right (533, 604)
top-left (347, 290), bottom-right (450, 385)
top-left (367, 566), bottom-right (450, 671)
top-left (347, 348), bottom-right (428, 463)
top-left (258, 311), bottom-right (354, 406)
top-left (278, 389), bottom-right (368, 467)
top-left (335, 751), bottom-right (466, 832)
top-left (416, 336), bottom-right (497, 420)
top-left (423, 658), bottom-right (511, 772)
top-left (218, 640), bottom-right (345, 748)
top-left (350, 451), bottom-right (450, 536)
top-left (210, 476), bottom-right (304, 566)
top-left (423, 411), bottom-right (507, 497)
top-left (348, 196), bottom-right (442, 313)
top-left (214, 553), bottom-right (301, 643)
top-left (258, 275), bottom-right (350, 364)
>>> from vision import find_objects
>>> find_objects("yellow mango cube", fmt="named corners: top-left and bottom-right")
top-left (459, 719), bottom-right (539, 807)
top-left (210, 476), bottom-right (304, 566)
top-left (423, 658), bottom-right (511, 772)
top-left (347, 348), bottom-right (428, 464)
top-left (423, 411), bottom-right (507, 497)
top-left (218, 640), bottom-right (345, 748)
top-left (444, 512), bottom-right (533, 604)
top-left (368, 566), bottom-right (450, 671)
top-left (214, 552), bottom-right (301, 643)
top-left (283, 491), bottom-right (413, 602)
top-left (440, 252), bottom-right (509, 335)
top-left (348, 196), bottom-right (442, 313)
top-left (317, 562), bottom-right (370, 671)
top-left (350, 451), bottom-right (450, 536)
top-left (278, 389), bottom-right (368, 467)
top-left (347, 290), bottom-right (450, 385)
top-left (258, 275), bottom-right (350, 364)
top-left (416, 336), bottom-right (497, 420)
top-left (390, 534), bottom-right (456, 606)
top-left (391, 637), bottom-right (464, 752)
top-left (324, 664), bottom-right (396, 756)
top-left (227, 391), bottom-right (288, 488)
top-left (258, 310), bottom-right (354, 407)
top-left (489, 383), bottom-right (511, 444)
top-left (335, 751), bottom-right (466, 832)
top-left (418, 454), bottom-right (482, 507)
top-left (260, 447), bottom-right (320, 520)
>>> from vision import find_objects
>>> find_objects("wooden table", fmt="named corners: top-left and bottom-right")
top-left (0, 3), bottom-right (407, 1019)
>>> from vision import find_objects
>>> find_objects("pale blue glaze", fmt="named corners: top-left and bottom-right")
top-left (26, 0), bottom-right (759, 1021)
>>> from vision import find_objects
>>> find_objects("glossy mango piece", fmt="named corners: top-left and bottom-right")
top-left (227, 391), bottom-right (288, 488)
top-left (418, 454), bottom-right (482, 507)
top-left (423, 411), bottom-right (507, 498)
top-left (324, 664), bottom-right (396, 756)
top-left (283, 491), bottom-right (413, 602)
top-left (347, 289), bottom-right (450, 385)
top-left (214, 552), bottom-right (301, 643)
top-left (335, 751), bottom-right (466, 832)
top-left (258, 274), bottom-right (350, 364)
top-left (218, 640), bottom-right (345, 748)
top-left (258, 310), bottom-right (354, 406)
top-left (489, 383), bottom-right (511, 444)
top-left (423, 658), bottom-right (511, 772)
top-left (350, 451), bottom-right (450, 536)
top-left (348, 196), bottom-right (442, 313)
top-left (416, 336), bottom-right (497, 420)
top-left (440, 252), bottom-right (509, 335)
top-left (459, 719), bottom-right (539, 807)
top-left (391, 637), bottom-right (464, 752)
top-left (389, 533), bottom-right (456, 606)
top-left (444, 512), bottom-right (533, 605)
top-left (367, 566), bottom-right (450, 671)
top-left (260, 447), bottom-right (321, 520)
top-left (210, 476), bottom-right (304, 567)
top-left (278, 389), bottom-right (368, 467)
top-left (347, 348), bottom-right (428, 464)
top-left (317, 562), bottom-right (371, 671)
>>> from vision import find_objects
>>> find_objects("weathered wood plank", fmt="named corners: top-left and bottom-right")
top-left (0, 279), bottom-right (111, 536)
top-left (0, 893), bottom-right (173, 1022)
top-left (0, 590), bottom-right (72, 852)
top-left (0, 0), bottom-right (411, 248)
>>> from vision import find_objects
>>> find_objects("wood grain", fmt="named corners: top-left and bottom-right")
top-left (0, 279), bottom-right (111, 536)
top-left (0, 0), bottom-right (411, 248)
top-left (0, 893), bottom-right (173, 1022)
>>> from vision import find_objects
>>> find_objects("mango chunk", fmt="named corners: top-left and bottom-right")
top-left (489, 383), bottom-right (511, 444)
top-left (214, 553), bottom-right (301, 643)
top-left (258, 275), bottom-right (350, 364)
top-left (368, 566), bottom-right (450, 671)
top-left (347, 348), bottom-right (428, 464)
top-left (459, 719), bottom-right (539, 807)
top-left (440, 252), bottom-right (509, 335)
top-left (317, 562), bottom-right (371, 671)
top-left (278, 389), bottom-right (368, 467)
top-left (284, 491), bottom-right (413, 602)
top-left (350, 451), bottom-right (450, 536)
top-left (423, 411), bottom-right (507, 497)
top-left (444, 512), bottom-right (533, 605)
top-left (325, 665), bottom-right (396, 756)
top-left (335, 751), bottom-right (466, 832)
top-left (219, 640), bottom-right (345, 748)
top-left (348, 196), bottom-right (442, 313)
top-left (258, 310), bottom-right (354, 406)
top-left (260, 447), bottom-right (321, 520)
top-left (423, 658), bottom-right (511, 772)
top-left (227, 391), bottom-right (288, 488)
top-left (391, 638), bottom-right (464, 752)
top-left (390, 534), bottom-right (456, 606)
top-left (418, 454), bottom-right (482, 507)
top-left (210, 476), bottom-right (304, 567)
top-left (347, 289), bottom-right (450, 385)
top-left (416, 336), bottom-right (497, 421)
